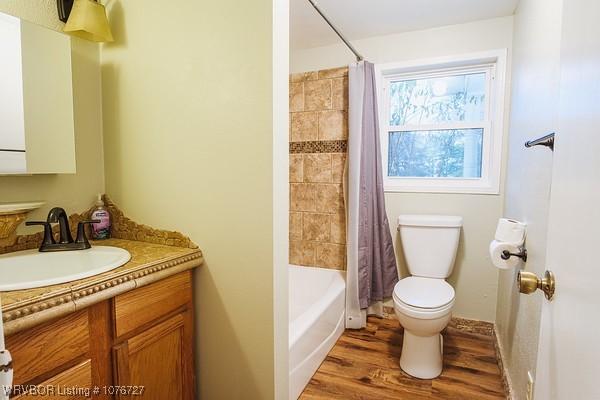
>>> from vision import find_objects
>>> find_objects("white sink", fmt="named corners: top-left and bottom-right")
top-left (0, 246), bottom-right (131, 291)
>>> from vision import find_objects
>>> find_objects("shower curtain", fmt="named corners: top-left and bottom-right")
top-left (346, 61), bottom-right (399, 329)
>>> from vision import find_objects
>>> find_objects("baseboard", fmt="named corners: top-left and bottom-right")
top-left (448, 316), bottom-right (494, 336)
top-left (382, 305), bottom-right (396, 319)
top-left (493, 324), bottom-right (514, 400)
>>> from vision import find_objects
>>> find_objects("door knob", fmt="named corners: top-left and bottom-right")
top-left (517, 270), bottom-right (556, 301)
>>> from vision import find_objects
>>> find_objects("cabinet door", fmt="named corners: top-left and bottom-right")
top-left (13, 360), bottom-right (92, 400)
top-left (113, 311), bottom-right (194, 400)
top-left (6, 310), bottom-right (90, 386)
top-left (6, 302), bottom-right (113, 399)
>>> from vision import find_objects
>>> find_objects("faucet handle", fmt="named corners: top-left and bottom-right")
top-left (25, 221), bottom-right (56, 246)
top-left (75, 220), bottom-right (101, 248)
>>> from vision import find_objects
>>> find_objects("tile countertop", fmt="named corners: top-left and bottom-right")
top-left (1, 238), bottom-right (203, 336)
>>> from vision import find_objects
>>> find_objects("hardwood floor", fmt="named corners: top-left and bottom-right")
top-left (300, 317), bottom-right (507, 400)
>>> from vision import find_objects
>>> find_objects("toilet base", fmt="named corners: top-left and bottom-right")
top-left (399, 330), bottom-right (444, 379)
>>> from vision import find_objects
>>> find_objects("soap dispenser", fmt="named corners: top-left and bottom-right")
top-left (90, 195), bottom-right (111, 240)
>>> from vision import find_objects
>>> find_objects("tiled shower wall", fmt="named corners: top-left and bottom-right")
top-left (289, 67), bottom-right (348, 270)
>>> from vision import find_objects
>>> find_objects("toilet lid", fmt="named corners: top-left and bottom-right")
top-left (393, 277), bottom-right (455, 309)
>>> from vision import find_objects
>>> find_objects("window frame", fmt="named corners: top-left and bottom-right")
top-left (376, 50), bottom-right (507, 194)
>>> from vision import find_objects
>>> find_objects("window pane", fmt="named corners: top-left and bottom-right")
top-left (389, 73), bottom-right (486, 126)
top-left (388, 129), bottom-right (483, 178)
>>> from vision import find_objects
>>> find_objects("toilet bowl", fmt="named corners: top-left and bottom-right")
top-left (393, 215), bottom-right (462, 379)
top-left (393, 277), bottom-right (455, 379)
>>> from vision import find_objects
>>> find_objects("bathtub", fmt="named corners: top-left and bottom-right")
top-left (289, 265), bottom-right (345, 399)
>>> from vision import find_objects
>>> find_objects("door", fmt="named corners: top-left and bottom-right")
top-left (113, 311), bottom-right (195, 400)
top-left (534, 0), bottom-right (600, 398)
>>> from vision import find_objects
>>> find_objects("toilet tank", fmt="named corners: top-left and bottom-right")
top-left (398, 215), bottom-right (463, 279)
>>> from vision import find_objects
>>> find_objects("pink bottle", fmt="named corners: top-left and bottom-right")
top-left (91, 195), bottom-right (111, 240)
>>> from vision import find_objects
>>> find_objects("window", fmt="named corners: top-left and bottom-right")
top-left (377, 51), bottom-right (507, 194)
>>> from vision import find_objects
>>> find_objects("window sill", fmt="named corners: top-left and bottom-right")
top-left (384, 185), bottom-right (500, 195)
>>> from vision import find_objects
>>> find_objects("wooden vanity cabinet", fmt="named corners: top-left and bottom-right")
top-left (5, 271), bottom-right (195, 400)
top-left (7, 310), bottom-right (97, 400)
top-left (112, 272), bottom-right (195, 400)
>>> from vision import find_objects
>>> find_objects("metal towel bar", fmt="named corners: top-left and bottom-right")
top-left (525, 132), bottom-right (555, 151)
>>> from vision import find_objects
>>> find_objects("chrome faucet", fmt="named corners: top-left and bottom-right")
top-left (26, 207), bottom-right (99, 252)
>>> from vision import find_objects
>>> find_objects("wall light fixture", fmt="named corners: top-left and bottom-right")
top-left (57, 0), bottom-right (113, 42)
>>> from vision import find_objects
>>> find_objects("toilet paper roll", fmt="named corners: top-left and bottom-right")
top-left (489, 240), bottom-right (522, 269)
top-left (495, 218), bottom-right (526, 244)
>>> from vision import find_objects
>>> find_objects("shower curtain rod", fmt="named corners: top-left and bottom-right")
top-left (306, 0), bottom-right (364, 61)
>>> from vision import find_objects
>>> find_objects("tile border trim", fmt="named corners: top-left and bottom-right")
top-left (290, 140), bottom-right (347, 154)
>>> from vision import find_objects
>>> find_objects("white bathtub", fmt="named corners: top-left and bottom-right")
top-left (289, 265), bottom-right (345, 399)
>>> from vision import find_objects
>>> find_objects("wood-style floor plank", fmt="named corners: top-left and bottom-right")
top-left (300, 317), bottom-right (506, 400)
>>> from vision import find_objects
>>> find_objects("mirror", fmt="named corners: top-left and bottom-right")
top-left (0, 12), bottom-right (75, 175)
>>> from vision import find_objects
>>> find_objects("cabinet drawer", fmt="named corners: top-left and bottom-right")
top-left (114, 271), bottom-right (192, 338)
top-left (13, 359), bottom-right (92, 400)
top-left (6, 310), bottom-right (90, 385)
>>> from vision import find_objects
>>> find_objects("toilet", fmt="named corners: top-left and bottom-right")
top-left (393, 214), bottom-right (463, 379)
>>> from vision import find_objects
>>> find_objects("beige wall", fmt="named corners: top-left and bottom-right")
top-left (291, 17), bottom-right (514, 321)
top-left (0, 0), bottom-right (104, 228)
top-left (495, 0), bottom-right (562, 398)
top-left (289, 67), bottom-right (347, 270)
top-left (100, 1), bottom-right (277, 398)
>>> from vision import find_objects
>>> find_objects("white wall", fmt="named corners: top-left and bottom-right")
top-left (291, 16), bottom-right (514, 321)
top-left (292, 16), bottom-right (513, 72)
top-left (496, 0), bottom-right (562, 398)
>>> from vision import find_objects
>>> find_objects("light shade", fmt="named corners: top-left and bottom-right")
top-left (63, 0), bottom-right (113, 42)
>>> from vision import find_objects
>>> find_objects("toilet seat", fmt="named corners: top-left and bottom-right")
top-left (393, 277), bottom-right (455, 320)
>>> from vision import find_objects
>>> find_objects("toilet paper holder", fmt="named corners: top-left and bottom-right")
top-left (500, 246), bottom-right (527, 262)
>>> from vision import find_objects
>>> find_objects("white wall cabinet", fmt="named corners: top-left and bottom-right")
top-left (0, 12), bottom-right (75, 175)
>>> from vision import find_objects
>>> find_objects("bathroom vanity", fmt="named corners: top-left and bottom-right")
top-left (1, 239), bottom-right (203, 399)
